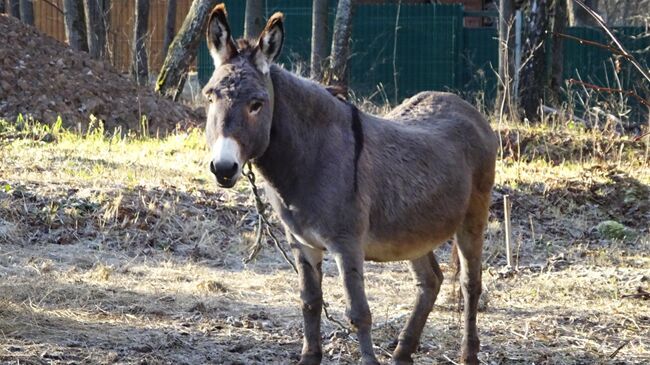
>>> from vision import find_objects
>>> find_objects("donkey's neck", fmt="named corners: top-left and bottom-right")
top-left (255, 66), bottom-right (353, 202)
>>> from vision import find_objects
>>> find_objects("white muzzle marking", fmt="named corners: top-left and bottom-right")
top-left (212, 136), bottom-right (243, 178)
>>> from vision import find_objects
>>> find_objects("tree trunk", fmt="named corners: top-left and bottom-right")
top-left (567, 0), bottom-right (598, 26)
top-left (9, 0), bottom-right (20, 18)
top-left (328, 0), bottom-right (354, 91)
top-left (244, 0), bottom-right (264, 38)
top-left (519, 0), bottom-right (550, 122)
top-left (497, 0), bottom-right (515, 115)
top-left (132, 0), bottom-right (150, 86)
top-left (63, 0), bottom-right (88, 51)
top-left (0, 1), bottom-right (5, 14)
top-left (310, 0), bottom-right (328, 81)
top-left (162, 0), bottom-right (177, 58)
top-left (549, 0), bottom-right (567, 106)
top-left (84, 0), bottom-right (107, 59)
top-left (156, 0), bottom-right (219, 101)
top-left (19, 0), bottom-right (33, 25)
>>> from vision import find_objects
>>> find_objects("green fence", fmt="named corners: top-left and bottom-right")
top-left (197, 2), bottom-right (649, 106)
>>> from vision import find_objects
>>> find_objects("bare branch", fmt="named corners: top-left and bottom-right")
top-left (572, 0), bottom-right (650, 84)
top-left (554, 31), bottom-right (624, 56)
top-left (567, 78), bottom-right (650, 108)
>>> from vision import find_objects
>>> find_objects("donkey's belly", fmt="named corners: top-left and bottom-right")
top-left (363, 228), bottom-right (456, 262)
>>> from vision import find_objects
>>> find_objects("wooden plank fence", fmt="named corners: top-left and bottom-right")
top-left (29, 0), bottom-right (194, 72)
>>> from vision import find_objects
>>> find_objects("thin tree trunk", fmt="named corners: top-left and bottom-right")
top-left (310, 0), bottom-right (328, 81)
top-left (549, 0), bottom-right (567, 106)
top-left (63, 0), bottom-right (88, 51)
top-left (84, 0), bottom-right (107, 59)
top-left (156, 0), bottom-right (219, 101)
top-left (9, 0), bottom-right (20, 18)
top-left (162, 0), bottom-right (177, 58)
top-left (244, 0), bottom-right (264, 38)
top-left (497, 0), bottom-right (515, 115)
top-left (132, 0), bottom-right (150, 86)
top-left (101, 0), bottom-right (111, 61)
top-left (568, 0), bottom-right (598, 26)
top-left (519, 0), bottom-right (550, 122)
top-left (328, 0), bottom-right (354, 91)
top-left (19, 0), bottom-right (33, 25)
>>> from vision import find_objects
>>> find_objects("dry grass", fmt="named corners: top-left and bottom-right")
top-left (0, 116), bottom-right (649, 364)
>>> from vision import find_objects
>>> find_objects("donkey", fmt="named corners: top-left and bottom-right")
top-left (203, 4), bottom-right (497, 365)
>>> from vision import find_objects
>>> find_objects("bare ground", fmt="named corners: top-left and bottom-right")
top-left (0, 121), bottom-right (649, 364)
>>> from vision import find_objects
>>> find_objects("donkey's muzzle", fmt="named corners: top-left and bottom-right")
top-left (210, 160), bottom-right (239, 188)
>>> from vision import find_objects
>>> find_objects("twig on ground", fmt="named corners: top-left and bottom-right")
top-left (621, 287), bottom-right (650, 300)
top-left (608, 340), bottom-right (631, 359)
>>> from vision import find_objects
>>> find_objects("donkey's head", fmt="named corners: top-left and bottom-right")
top-left (203, 4), bottom-right (284, 188)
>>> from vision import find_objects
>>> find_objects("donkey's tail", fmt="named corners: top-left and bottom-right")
top-left (450, 234), bottom-right (460, 280)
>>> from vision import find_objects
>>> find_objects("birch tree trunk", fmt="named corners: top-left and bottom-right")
top-left (132, 0), bottom-right (150, 86)
top-left (328, 0), bottom-right (354, 91)
top-left (567, 0), bottom-right (598, 26)
top-left (84, 0), bottom-right (107, 59)
top-left (519, 0), bottom-right (550, 122)
top-left (310, 0), bottom-right (328, 81)
top-left (63, 0), bottom-right (88, 51)
top-left (162, 0), bottom-right (177, 58)
top-left (497, 0), bottom-right (514, 114)
top-left (156, 0), bottom-right (219, 100)
top-left (244, 0), bottom-right (264, 38)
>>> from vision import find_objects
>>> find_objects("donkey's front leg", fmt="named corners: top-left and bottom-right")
top-left (333, 247), bottom-right (379, 365)
top-left (292, 242), bottom-right (325, 365)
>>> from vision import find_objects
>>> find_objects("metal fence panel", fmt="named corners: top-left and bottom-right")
top-left (195, 3), bottom-right (649, 112)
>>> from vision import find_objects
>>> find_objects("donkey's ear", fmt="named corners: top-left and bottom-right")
top-left (206, 4), bottom-right (238, 69)
top-left (254, 12), bottom-right (284, 74)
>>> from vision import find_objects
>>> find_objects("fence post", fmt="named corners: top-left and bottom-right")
top-left (503, 194), bottom-right (513, 268)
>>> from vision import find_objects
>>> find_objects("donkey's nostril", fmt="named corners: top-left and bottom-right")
top-left (211, 160), bottom-right (239, 180)
top-left (222, 162), bottom-right (238, 178)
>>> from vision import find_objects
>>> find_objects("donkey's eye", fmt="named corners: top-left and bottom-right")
top-left (249, 101), bottom-right (263, 115)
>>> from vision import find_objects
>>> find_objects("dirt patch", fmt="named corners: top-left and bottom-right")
top-left (0, 14), bottom-right (203, 133)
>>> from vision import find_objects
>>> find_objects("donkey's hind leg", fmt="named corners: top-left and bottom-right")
top-left (456, 193), bottom-right (490, 365)
top-left (392, 252), bottom-right (443, 365)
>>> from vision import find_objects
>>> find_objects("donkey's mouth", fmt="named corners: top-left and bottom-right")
top-left (216, 175), bottom-right (239, 188)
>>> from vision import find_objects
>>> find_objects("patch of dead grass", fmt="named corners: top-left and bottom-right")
top-left (0, 118), bottom-right (648, 363)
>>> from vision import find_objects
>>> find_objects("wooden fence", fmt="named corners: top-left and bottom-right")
top-left (31, 0), bottom-right (194, 72)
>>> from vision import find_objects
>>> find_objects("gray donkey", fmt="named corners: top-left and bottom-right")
top-left (203, 4), bottom-right (497, 365)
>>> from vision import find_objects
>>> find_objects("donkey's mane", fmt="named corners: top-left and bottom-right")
top-left (235, 38), bottom-right (258, 57)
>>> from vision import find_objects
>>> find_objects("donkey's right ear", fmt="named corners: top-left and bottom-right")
top-left (207, 4), bottom-right (238, 69)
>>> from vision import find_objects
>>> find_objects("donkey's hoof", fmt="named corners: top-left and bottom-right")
top-left (298, 352), bottom-right (322, 365)
top-left (391, 351), bottom-right (413, 365)
top-left (392, 359), bottom-right (413, 365)
top-left (460, 354), bottom-right (479, 365)
top-left (361, 360), bottom-right (381, 365)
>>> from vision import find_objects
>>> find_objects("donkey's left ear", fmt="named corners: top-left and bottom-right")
top-left (254, 12), bottom-right (284, 74)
